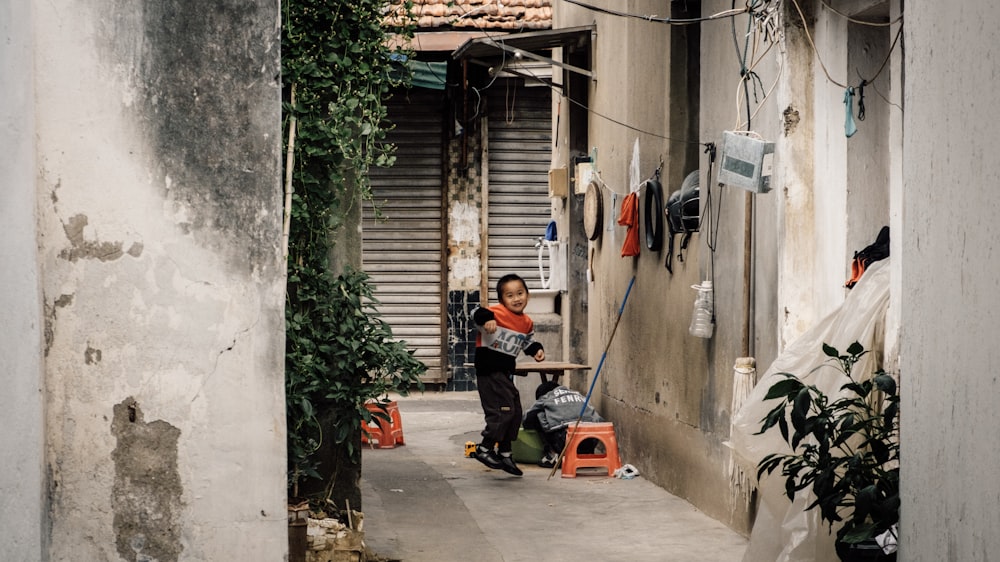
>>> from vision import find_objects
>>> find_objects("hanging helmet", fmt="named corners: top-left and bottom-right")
top-left (666, 170), bottom-right (700, 234)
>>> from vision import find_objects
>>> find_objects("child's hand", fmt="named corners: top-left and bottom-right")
top-left (482, 320), bottom-right (498, 334)
top-left (533, 349), bottom-right (545, 362)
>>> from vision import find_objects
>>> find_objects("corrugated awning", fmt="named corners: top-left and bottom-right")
top-left (410, 60), bottom-right (448, 90)
top-left (390, 56), bottom-right (449, 90)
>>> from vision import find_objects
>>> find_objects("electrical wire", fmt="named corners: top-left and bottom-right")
top-left (788, 0), bottom-right (847, 88)
top-left (732, 20), bottom-right (777, 131)
top-left (788, 0), bottom-right (904, 90)
top-left (860, 24), bottom-right (903, 87)
top-left (505, 78), bottom-right (517, 124)
top-left (563, 0), bottom-right (750, 25)
top-left (446, 0), bottom-right (786, 146)
top-left (740, 44), bottom-right (784, 130)
top-left (868, 78), bottom-right (903, 112)
top-left (818, 0), bottom-right (903, 27)
top-left (563, 94), bottom-right (704, 145)
top-left (508, 52), bottom-right (707, 146)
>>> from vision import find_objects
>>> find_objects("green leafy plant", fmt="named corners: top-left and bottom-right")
top-left (281, 0), bottom-right (420, 499)
top-left (756, 342), bottom-right (899, 553)
top-left (286, 267), bottom-right (425, 492)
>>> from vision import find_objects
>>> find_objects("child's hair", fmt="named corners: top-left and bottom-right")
top-left (535, 380), bottom-right (560, 399)
top-left (496, 273), bottom-right (529, 300)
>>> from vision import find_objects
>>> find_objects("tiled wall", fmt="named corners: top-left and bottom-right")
top-left (444, 115), bottom-right (483, 391)
top-left (446, 289), bottom-right (480, 391)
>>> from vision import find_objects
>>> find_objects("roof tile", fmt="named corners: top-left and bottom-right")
top-left (385, 0), bottom-right (552, 30)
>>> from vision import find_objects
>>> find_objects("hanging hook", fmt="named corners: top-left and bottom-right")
top-left (857, 79), bottom-right (867, 121)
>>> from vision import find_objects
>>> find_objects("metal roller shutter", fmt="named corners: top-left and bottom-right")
top-left (486, 82), bottom-right (553, 299)
top-left (364, 90), bottom-right (445, 383)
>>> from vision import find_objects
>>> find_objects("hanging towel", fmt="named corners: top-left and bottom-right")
top-left (617, 191), bottom-right (641, 257)
top-left (844, 87), bottom-right (858, 138)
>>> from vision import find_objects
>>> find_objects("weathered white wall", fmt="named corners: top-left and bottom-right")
top-left (0, 0), bottom-right (47, 558)
top-left (27, 2), bottom-right (288, 560)
top-left (901, 3), bottom-right (1000, 559)
top-left (553, 0), bottom-right (786, 533)
top-left (551, 0), bottom-right (900, 537)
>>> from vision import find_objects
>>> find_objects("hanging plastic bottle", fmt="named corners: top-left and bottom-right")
top-left (689, 281), bottom-right (714, 339)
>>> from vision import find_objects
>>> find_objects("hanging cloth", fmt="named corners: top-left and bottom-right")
top-left (845, 226), bottom-right (890, 288)
top-left (618, 191), bottom-right (641, 257)
top-left (844, 87), bottom-right (858, 138)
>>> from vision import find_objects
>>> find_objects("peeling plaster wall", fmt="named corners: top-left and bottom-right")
top-left (0, 0), bottom-right (47, 558)
top-left (32, 1), bottom-right (287, 560)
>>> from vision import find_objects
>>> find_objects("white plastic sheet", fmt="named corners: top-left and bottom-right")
top-left (729, 259), bottom-right (891, 562)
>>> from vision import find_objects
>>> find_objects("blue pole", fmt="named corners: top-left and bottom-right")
top-left (578, 275), bottom-right (636, 417)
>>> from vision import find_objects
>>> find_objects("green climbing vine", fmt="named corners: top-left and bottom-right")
top-left (282, 0), bottom-right (424, 494)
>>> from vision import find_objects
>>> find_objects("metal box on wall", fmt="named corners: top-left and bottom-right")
top-left (548, 167), bottom-right (568, 198)
top-left (718, 131), bottom-right (775, 193)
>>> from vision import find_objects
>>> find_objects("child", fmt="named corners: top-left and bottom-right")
top-left (472, 274), bottom-right (545, 476)
top-left (523, 381), bottom-right (604, 468)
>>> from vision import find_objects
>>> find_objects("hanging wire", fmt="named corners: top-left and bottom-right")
top-left (452, 0), bottom-right (783, 148)
top-left (730, 0), bottom-right (759, 130)
top-left (860, 25), bottom-right (904, 87)
top-left (788, 0), bottom-right (904, 90)
top-left (505, 78), bottom-right (517, 124)
top-left (818, 0), bottom-right (903, 27)
top-left (562, 0), bottom-right (750, 25)
top-left (506, 49), bottom-right (707, 145)
top-left (788, 0), bottom-right (849, 88)
top-left (733, 20), bottom-right (778, 131)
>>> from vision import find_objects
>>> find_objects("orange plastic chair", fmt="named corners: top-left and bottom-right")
top-left (561, 422), bottom-right (622, 478)
top-left (361, 401), bottom-right (405, 449)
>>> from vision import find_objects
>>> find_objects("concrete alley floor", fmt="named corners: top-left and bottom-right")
top-left (361, 391), bottom-right (748, 562)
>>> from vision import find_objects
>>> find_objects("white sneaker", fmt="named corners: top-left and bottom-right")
top-left (538, 452), bottom-right (558, 468)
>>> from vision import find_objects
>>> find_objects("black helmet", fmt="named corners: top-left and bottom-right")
top-left (666, 170), bottom-right (700, 234)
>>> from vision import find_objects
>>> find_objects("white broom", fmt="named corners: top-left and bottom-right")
top-left (729, 356), bottom-right (756, 509)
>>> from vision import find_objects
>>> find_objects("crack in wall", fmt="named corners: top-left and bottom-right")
top-left (189, 314), bottom-right (261, 404)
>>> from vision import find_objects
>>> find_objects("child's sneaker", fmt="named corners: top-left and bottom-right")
top-left (498, 454), bottom-right (523, 476)
top-left (474, 445), bottom-right (503, 470)
top-left (538, 452), bottom-right (559, 469)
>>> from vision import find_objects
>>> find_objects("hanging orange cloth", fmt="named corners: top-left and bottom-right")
top-left (618, 191), bottom-right (641, 257)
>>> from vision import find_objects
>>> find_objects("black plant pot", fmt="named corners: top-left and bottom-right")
top-left (835, 539), bottom-right (897, 562)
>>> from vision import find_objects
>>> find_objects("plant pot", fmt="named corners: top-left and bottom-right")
top-left (835, 539), bottom-right (897, 562)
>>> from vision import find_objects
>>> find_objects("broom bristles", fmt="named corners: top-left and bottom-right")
top-left (729, 357), bottom-right (757, 509)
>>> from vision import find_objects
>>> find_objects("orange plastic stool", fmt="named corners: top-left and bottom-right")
top-left (361, 401), bottom-right (405, 449)
top-left (561, 422), bottom-right (622, 478)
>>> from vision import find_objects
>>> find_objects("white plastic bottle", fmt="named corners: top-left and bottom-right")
top-left (689, 281), bottom-right (714, 339)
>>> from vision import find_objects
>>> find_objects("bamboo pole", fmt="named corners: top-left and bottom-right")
top-left (282, 84), bottom-right (298, 261)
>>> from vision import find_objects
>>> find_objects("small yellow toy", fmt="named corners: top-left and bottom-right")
top-left (464, 441), bottom-right (476, 458)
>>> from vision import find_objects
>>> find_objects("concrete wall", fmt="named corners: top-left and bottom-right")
top-left (548, 0), bottom-right (899, 535)
top-left (552, 0), bottom-right (780, 533)
top-left (901, 3), bottom-right (1000, 559)
top-left (0, 0), bottom-right (47, 558)
top-left (15, 1), bottom-right (288, 559)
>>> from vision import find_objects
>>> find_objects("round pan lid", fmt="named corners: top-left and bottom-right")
top-left (583, 180), bottom-right (603, 241)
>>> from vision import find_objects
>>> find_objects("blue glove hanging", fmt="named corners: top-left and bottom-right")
top-left (844, 87), bottom-right (857, 138)
top-left (545, 220), bottom-right (558, 242)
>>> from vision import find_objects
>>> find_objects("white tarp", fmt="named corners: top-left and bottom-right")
top-left (729, 259), bottom-right (891, 562)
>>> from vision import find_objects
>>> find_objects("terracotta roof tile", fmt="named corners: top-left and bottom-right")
top-left (385, 0), bottom-right (552, 30)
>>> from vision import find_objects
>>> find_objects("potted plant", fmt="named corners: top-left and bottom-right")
top-left (755, 342), bottom-right (899, 561)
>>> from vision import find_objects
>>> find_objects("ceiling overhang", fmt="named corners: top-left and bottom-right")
top-left (451, 25), bottom-right (595, 79)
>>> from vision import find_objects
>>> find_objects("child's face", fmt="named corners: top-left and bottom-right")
top-left (498, 279), bottom-right (530, 314)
